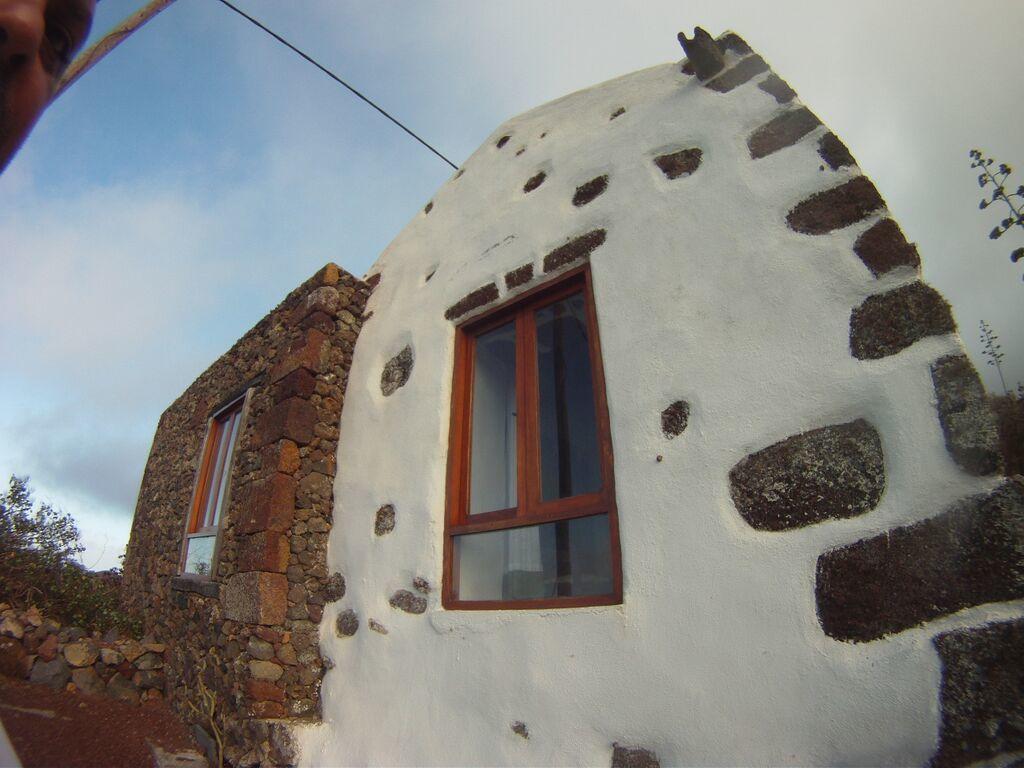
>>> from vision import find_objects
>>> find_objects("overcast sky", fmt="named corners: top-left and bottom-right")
top-left (1, 0), bottom-right (1020, 570)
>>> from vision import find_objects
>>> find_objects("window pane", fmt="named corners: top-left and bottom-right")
top-left (454, 514), bottom-right (613, 601)
top-left (535, 293), bottom-right (601, 501)
top-left (469, 321), bottom-right (517, 515)
top-left (184, 535), bottom-right (216, 576)
top-left (211, 409), bottom-right (242, 525)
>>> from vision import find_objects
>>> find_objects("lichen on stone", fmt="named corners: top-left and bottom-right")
top-left (335, 609), bottom-right (359, 637)
top-left (389, 590), bottom-right (427, 615)
top-left (374, 504), bottom-right (396, 536)
top-left (661, 400), bottom-right (690, 438)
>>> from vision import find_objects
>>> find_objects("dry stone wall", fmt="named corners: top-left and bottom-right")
top-left (122, 264), bottom-right (367, 767)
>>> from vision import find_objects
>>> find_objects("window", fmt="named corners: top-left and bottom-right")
top-left (443, 266), bottom-right (622, 609)
top-left (181, 395), bottom-right (246, 577)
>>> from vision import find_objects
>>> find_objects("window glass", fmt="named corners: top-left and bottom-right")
top-left (184, 535), bottom-right (215, 576)
top-left (454, 514), bottom-right (613, 601)
top-left (469, 321), bottom-right (517, 515)
top-left (535, 294), bottom-right (601, 501)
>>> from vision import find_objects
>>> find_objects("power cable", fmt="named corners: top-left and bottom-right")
top-left (212, 0), bottom-right (459, 170)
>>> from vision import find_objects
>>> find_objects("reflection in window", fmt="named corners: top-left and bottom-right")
top-left (454, 514), bottom-right (613, 601)
top-left (469, 321), bottom-right (517, 515)
top-left (536, 294), bottom-right (600, 501)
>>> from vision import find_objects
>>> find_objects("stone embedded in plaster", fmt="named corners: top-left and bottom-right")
top-left (222, 572), bottom-right (288, 626)
top-left (523, 171), bottom-right (547, 193)
top-left (374, 504), bottom-right (396, 536)
top-left (256, 397), bottom-right (318, 446)
top-left (365, 272), bottom-right (381, 290)
top-left (511, 721), bottom-right (529, 739)
top-left (849, 281), bottom-right (955, 360)
top-left (412, 576), bottom-right (431, 594)
top-left (380, 345), bottom-right (414, 396)
top-left (515, 147), bottom-right (526, 157)
top-left (496, 135), bottom-right (510, 149)
top-left (335, 609), bottom-right (359, 637)
top-left (817, 132), bottom-right (855, 171)
top-left (661, 400), bottom-right (690, 438)
top-left (610, 107), bottom-right (626, 120)
top-left (653, 148), bottom-right (702, 180)
top-left (815, 479), bottom-right (1024, 642)
top-left (704, 55), bottom-right (769, 93)
top-left (389, 590), bottom-right (427, 614)
top-left (505, 263), bottom-right (534, 291)
top-left (424, 201), bottom-right (433, 215)
top-left (368, 619), bottom-right (388, 635)
top-left (932, 618), bottom-right (1024, 768)
top-left (445, 283), bottom-right (500, 321)
top-left (273, 367), bottom-right (316, 403)
top-left (786, 177), bottom-right (885, 234)
top-left (543, 229), bottom-right (607, 273)
top-left (930, 355), bottom-right (1002, 476)
top-left (757, 73), bottom-right (796, 104)
top-left (729, 419), bottom-right (885, 531)
top-left (235, 473), bottom-right (296, 535)
top-left (611, 744), bottom-right (661, 768)
top-left (270, 328), bottom-right (328, 383)
top-left (322, 573), bottom-right (346, 602)
top-left (852, 218), bottom-right (921, 277)
top-left (237, 531), bottom-right (290, 574)
top-left (573, 175), bottom-right (609, 207)
top-left (747, 107), bottom-right (821, 159)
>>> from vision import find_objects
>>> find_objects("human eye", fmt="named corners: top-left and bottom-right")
top-left (41, 23), bottom-right (75, 76)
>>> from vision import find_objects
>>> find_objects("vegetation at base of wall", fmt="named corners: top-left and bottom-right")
top-left (990, 393), bottom-right (1024, 476)
top-left (0, 476), bottom-right (141, 636)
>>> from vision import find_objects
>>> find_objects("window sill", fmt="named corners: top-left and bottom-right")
top-left (170, 575), bottom-right (220, 598)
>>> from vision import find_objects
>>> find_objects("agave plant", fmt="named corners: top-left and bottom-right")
top-left (970, 149), bottom-right (1024, 277)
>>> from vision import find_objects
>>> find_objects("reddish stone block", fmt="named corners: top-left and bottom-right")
top-left (237, 531), bottom-right (290, 574)
top-left (261, 440), bottom-right (300, 476)
top-left (256, 397), bottom-right (317, 446)
top-left (251, 701), bottom-right (288, 719)
top-left (254, 627), bottom-right (283, 644)
top-left (270, 329), bottom-right (328, 383)
top-left (222, 572), bottom-right (288, 626)
top-left (246, 678), bottom-right (286, 703)
top-left (300, 310), bottom-right (335, 334)
top-left (236, 473), bottom-right (296, 535)
top-left (273, 368), bottom-right (316, 404)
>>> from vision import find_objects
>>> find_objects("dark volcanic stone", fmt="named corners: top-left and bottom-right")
top-left (748, 107), bottom-right (821, 159)
top-left (729, 419), bottom-right (885, 531)
top-left (611, 744), bottom-right (660, 768)
top-left (704, 55), bottom-right (769, 93)
top-left (676, 27), bottom-right (725, 81)
top-left (610, 107), bottom-right (626, 120)
top-left (661, 401), bottom-right (690, 438)
top-left (573, 175), bottom-right (609, 207)
top-left (818, 132), bottom-right (855, 170)
top-left (543, 229), bottom-right (607, 273)
top-left (323, 572), bottom-right (346, 602)
top-left (523, 171), bottom-right (546, 193)
top-left (505, 263), bottom-right (534, 290)
top-left (786, 177), bottom-right (885, 234)
top-left (717, 32), bottom-right (752, 56)
top-left (380, 345), bottom-right (414, 396)
top-left (445, 283), bottom-right (499, 321)
top-left (849, 281), bottom-right (955, 360)
top-left (389, 590), bottom-right (427, 615)
top-left (496, 135), bottom-right (510, 149)
top-left (757, 74), bottom-right (796, 104)
top-left (815, 479), bottom-right (1024, 642)
top-left (853, 218), bottom-right (920, 277)
top-left (653, 148), bottom-right (702, 180)
top-left (374, 504), bottom-right (396, 536)
top-left (930, 355), bottom-right (1002, 476)
top-left (335, 609), bottom-right (359, 637)
top-left (932, 619), bottom-right (1024, 768)
top-left (511, 721), bottom-right (529, 739)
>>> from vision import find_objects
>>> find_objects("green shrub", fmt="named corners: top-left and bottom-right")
top-left (0, 475), bottom-right (140, 635)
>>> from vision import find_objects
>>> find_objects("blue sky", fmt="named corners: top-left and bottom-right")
top-left (1, 0), bottom-right (1021, 569)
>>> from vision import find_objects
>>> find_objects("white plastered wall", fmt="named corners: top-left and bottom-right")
top-left (297, 49), bottom-right (1020, 767)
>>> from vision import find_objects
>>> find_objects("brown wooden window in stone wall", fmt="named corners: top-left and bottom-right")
top-left (181, 395), bottom-right (246, 577)
top-left (443, 266), bottom-right (622, 609)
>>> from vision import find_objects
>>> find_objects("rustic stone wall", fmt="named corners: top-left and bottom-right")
top-left (122, 263), bottom-right (367, 767)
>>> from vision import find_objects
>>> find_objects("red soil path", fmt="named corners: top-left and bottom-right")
top-left (0, 674), bottom-right (202, 768)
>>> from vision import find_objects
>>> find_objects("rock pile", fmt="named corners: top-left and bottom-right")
top-left (0, 604), bottom-right (165, 705)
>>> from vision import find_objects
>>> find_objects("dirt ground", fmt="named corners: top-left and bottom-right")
top-left (0, 674), bottom-right (204, 768)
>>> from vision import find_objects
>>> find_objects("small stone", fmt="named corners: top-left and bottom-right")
top-left (375, 504), bottom-right (396, 536)
top-left (99, 647), bottom-right (124, 666)
top-left (70, 666), bottom-right (106, 697)
top-left (57, 626), bottom-right (86, 644)
top-left (336, 609), bottom-right (359, 637)
top-left (30, 658), bottom-right (71, 690)
top-left (0, 617), bottom-right (24, 640)
top-left (133, 669), bottom-right (165, 690)
top-left (930, 355), bottom-right (1001, 476)
top-left (322, 572), bottom-right (346, 602)
top-left (247, 637), bottom-right (275, 661)
top-left (107, 672), bottom-right (140, 704)
top-left (248, 660), bottom-right (284, 681)
top-left (818, 132), bottom-right (855, 170)
top-left (511, 721), bottom-right (529, 739)
top-left (389, 590), bottom-right (427, 615)
top-left (135, 652), bottom-right (164, 670)
top-left (572, 175), bottom-right (609, 207)
top-left (611, 744), bottom-right (661, 768)
top-left (610, 107), bottom-right (626, 120)
top-left (505, 263), bottom-right (534, 291)
top-left (63, 640), bottom-right (99, 668)
top-left (120, 640), bottom-right (145, 663)
top-left (0, 638), bottom-right (28, 679)
top-left (246, 678), bottom-right (285, 703)
top-left (21, 606), bottom-right (42, 627)
top-left (412, 576), bottom-right (431, 594)
top-left (381, 346), bottom-right (414, 396)
top-left (276, 643), bottom-right (298, 666)
top-left (37, 634), bottom-right (58, 662)
top-left (653, 148), bottom-right (702, 180)
top-left (368, 619), bottom-right (388, 635)
top-left (661, 400), bottom-right (690, 438)
top-left (523, 171), bottom-right (546, 193)
top-left (142, 642), bottom-right (165, 654)
top-left (757, 74), bottom-right (796, 104)
top-left (849, 281), bottom-right (955, 360)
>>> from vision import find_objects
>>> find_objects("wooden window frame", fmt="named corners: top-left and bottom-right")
top-left (442, 264), bottom-right (622, 610)
top-left (178, 391), bottom-right (250, 579)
